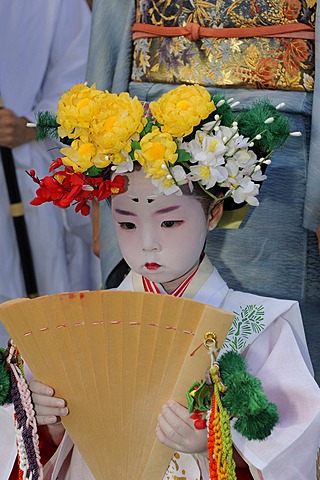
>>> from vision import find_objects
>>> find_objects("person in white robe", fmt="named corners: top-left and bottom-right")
top-left (28, 167), bottom-right (320, 480)
top-left (0, 0), bottom-right (100, 301)
top-left (0, 4), bottom-right (100, 476)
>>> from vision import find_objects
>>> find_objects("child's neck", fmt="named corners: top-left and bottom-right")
top-left (160, 261), bottom-right (201, 294)
top-left (162, 250), bottom-right (205, 293)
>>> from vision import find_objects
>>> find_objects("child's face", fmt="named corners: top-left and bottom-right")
top-left (111, 169), bottom-right (210, 292)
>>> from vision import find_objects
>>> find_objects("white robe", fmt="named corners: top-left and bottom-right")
top-left (0, 0), bottom-right (101, 301)
top-left (42, 257), bottom-right (320, 479)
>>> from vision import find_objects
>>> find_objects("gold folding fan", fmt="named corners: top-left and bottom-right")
top-left (0, 290), bottom-right (234, 479)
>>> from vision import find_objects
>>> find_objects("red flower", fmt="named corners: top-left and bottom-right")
top-left (190, 410), bottom-right (207, 430)
top-left (27, 167), bottom-right (126, 215)
top-left (49, 157), bottom-right (64, 172)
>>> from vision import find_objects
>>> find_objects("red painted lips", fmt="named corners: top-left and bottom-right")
top-left (145, 263), bottom-right (160, 270)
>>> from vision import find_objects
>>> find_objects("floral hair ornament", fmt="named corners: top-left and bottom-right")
top-left (27, 83), bottom-right (301, 217)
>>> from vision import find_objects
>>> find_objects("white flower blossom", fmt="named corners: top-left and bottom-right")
top-left (152, 165), bottom-right (187, 196)
top-left (111, 151), bottom-right (134, 173)
top-left (232, 177), bottom-right (260, 206)
top-left (148, 111), bottom-right (272, 205)
top-left (232, 149), bottom-right (257, 169)
top-left (182, 131), bottom-right (228, 164)
top-left (251, 169), bottom-right (267, 182)
top-left (188, 164), bottom-right (228, 189)
top-left (215, 126), bottom-right (250, 154)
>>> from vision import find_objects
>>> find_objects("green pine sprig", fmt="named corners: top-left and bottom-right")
top-left (35, 111), bottom-right (60, 141)
top-left (211, 93), bottom-right (236, 127)
top-left (236, 100), bottom-right (290, 153)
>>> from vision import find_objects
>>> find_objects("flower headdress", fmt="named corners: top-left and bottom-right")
top-left (28, 83), bottom-right (299, 216)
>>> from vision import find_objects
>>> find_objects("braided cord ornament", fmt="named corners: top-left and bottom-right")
top-left (7, 341), bottom-right (43, 480)
top-left (205, 333), bottom-right (236, 480)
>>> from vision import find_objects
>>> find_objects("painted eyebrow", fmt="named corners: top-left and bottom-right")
top-left (114, 208), bottom-right (137, 216)
top-left (155, 205), bottom-right (181, 214)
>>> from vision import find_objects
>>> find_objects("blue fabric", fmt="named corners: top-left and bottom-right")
top-left (86, 0), bottom-right (320, 377)
top-left (304, 7), bottom-right (320, 233)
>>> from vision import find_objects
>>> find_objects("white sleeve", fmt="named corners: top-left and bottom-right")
top-left (233, 318), bottom-right (320, 480)
top-left (0, 404), bottom-right (17, 480)
top-left (30, 0), bottom-right (91, 118)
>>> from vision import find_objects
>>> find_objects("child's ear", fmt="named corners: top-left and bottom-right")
top-left (208, 201), bottom-right (224, 231)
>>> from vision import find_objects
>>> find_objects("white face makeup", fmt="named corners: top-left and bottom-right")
top-left (111, 169), bottom-right (210, 293)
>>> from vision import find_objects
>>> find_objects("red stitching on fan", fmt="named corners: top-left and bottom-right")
top-left (22, 322), bottom-right (195, 335)
top-left (183, 330), bottom-right (194, 335)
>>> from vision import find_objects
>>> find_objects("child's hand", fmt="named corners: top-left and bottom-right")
top-left (156, 400), bottom-right (207, 455)
top-left (29, 380), bottom-right (68, 426)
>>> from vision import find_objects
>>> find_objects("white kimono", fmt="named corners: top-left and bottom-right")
top-left (0, 0), bottom-right (100, 301)
top-left (42, 257), bottom-right (320, 480)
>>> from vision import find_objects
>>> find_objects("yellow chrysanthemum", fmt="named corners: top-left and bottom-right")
top-left (109, 151), bottom-right (130, 165)
top-left (134, 127), bottom-right (178, 179)
top-left (61, 140), bottom-right (111, 172)
top-left (150, 84), bottom-right (215, 137)
top-left (91, 92), bottom-right (146, 154)
top-left (56, 83), bottom-right (105, 140)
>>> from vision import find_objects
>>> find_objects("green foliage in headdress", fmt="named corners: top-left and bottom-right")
top-left (236, 100), bottom-right (290, 153)
top-left (211, 93), bottom-right (236, 127)
top-left (35, 111), bottom-right (60, 141)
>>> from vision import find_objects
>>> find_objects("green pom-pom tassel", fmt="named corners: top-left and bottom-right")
top-left (234, 404), bottom-right (280, 441)
top-left (236, 100), bottom-right (290, 153)
top-left (221, 372), bottom-right (271, 417)
top-left (218, 350), bottom-right (279, 440)
top-left (0, 347), bottom-right (11, 406)
top-left (218, 350), bottom-right (246, 380)
top-left (35, 111), bottom-right (60, 141)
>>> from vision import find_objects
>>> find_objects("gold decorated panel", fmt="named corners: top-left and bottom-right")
top-left (132, 0), bottom-right (316, 91)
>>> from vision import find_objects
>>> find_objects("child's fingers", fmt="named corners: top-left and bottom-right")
top-left (29, 379), bottom-right (68, 425)
top-left (33, 399), bottom-right (68, 426)
top-left (31, 391), bottom-right (65, 408)
top-left (34, 399), bottom-right (68, 417)
top-left (156, 425), bottom-right (176, 451)
top-left (33, 397), bottom-right (69, 426)
top-left (35, 413), bottom-right (64, 426)
top-left (160, 403), bottom-right (192, 438)
top-left (29, 379), bottom-right (54, 397)
top-left (156, 419), bottom-right (181, 452)
top-left (156, 401), bottom-right (208, 454)
top-left (156, 402), bottom-right (193, 451)
top-left (167, 400), bottom-right (194, 425)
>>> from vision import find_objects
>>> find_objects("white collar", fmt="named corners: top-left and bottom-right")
top-left (131, 255), bottom-right (228, 307)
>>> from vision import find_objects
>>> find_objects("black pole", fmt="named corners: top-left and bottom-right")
top-left (1, 145), bottom-right (38, 297)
